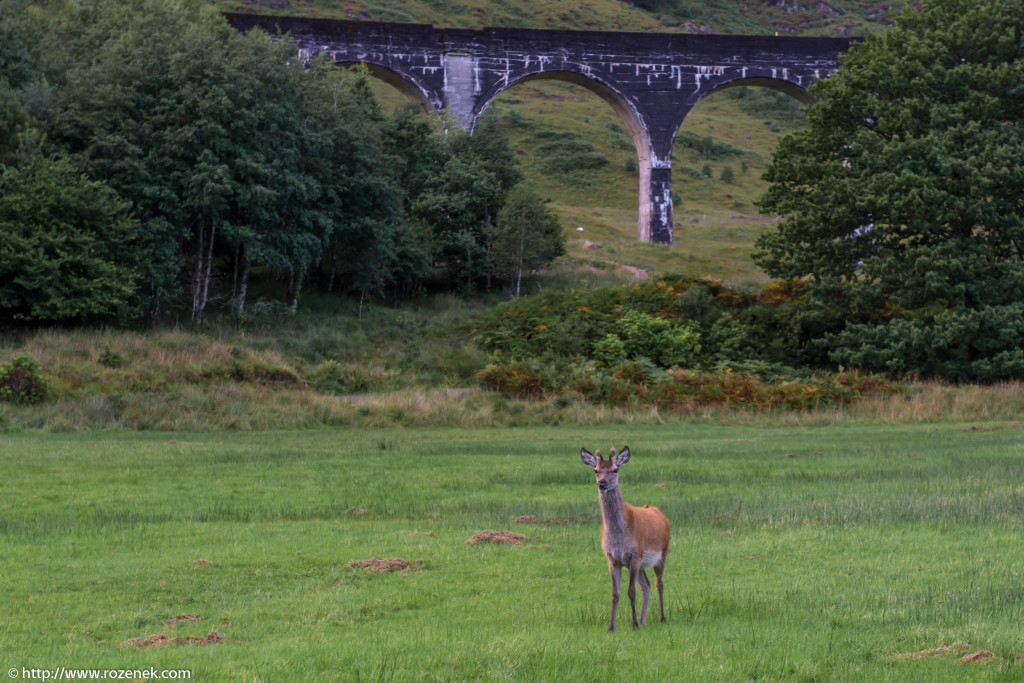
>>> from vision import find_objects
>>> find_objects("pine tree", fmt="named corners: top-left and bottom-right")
top-left (754, 0), bottom-right (1024, 379)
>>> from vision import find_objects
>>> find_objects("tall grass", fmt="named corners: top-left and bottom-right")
top-left (3, 310), bottom-right (1024, 431)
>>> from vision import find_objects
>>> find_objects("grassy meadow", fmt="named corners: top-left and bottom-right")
top-left (3, 423), bottom-right (1024, 681)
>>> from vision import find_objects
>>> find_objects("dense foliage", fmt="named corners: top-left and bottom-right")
top-left (478, 277), bottom-right (802, 372)
top-left (492, 185), bottom-right (566, 297)
top-left (0, 353), bottom-right (48, 405)
top-left (0, 146), bottom-right (140, 320)
top-left (0, 0), bottom-right (563, 326)
top-left (755, 0), bottom-right (1024, 380)
top-left (475, 276), bottom-right (895, 408)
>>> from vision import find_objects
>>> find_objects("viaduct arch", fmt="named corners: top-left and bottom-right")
top-left (226, 13), bottom-right (853, 246)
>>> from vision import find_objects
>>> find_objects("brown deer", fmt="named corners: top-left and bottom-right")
top-left (581, 446), bottom-right (670, 631)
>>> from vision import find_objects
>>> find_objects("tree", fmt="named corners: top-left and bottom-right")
top-left (0, 79), bottom-right (29, 166)
top-left (413, 120), bottom-right (522, 292)
top-left (305, 69), bottom-right (415, 313)
top-left (382, 104), bottom-right (448, 214)
top-left (754, 0), bottom-right (1024, 380)
top-left (0, 0), bottom-right (50, 165)
top-left (0, 146), bottom-right (140, 322)
top-left (492, 186), bottom-right (565, 297)
top-left (47, 1), bottom-right (373, 322)
top-left (0, 0), bottom-right (46, 92)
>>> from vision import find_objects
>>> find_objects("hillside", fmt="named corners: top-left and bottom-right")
top-left (220, 0), bottom-right (893, 36)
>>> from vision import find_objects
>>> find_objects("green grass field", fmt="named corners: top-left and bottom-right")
top-left (3, 423), bottom-right (1023, 681)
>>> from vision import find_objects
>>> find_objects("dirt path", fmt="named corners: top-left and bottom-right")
top-left (336, 388), bottom-right (473, 402)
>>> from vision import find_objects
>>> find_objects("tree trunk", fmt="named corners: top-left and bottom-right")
top-left (191, 218), bottom-right (206, 324)
top-left (514, 234), bottom-right (525, 298)
top-left (231, 244), bottom-right (240, 303)
top-left (485, 232), bottom-right (493, 291)
top-left (198, 220), bottom-right (216, 321)
top-left (291, 273), bottom-right (302, 314)
top-left (237, 256), bottom-right (251, 314)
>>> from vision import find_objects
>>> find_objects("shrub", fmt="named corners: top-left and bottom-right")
top-left (236, 298), bottom-right (293, 332)
top-left (593, 333), bottom-right (626, 366)
top-left (613, 358), bottom-right (663, 386)
top-left (534, 135), bottom-right (609, 176)
top-left (646, 368), bottom-right (894, 411)
top-left (613, 309), bottom-right (668, 361)
top-left (98, 349), bottom-right (125, 368)
top-left (658, 321), bottom-right (703, 368)
top-left (674, 130), bottom-right (753, 159)
top-left (477, 355), bottom-right (895, 413)
top-left (0, 354), bottom-right (49, 405)
top-left (477, 278), bottom-right (772, 367)
top-left (825, 304), bottom-right (1024, 381)
top-left (477, 362), bottom-right (546, 399)
top-left (181, 358), bottom-right (300, 385)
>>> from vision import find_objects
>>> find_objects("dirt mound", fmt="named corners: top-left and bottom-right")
top-left (959, 650), bottom-right (995, 663)
top-left (889, 642), bottom-right (971, 661)
top-left (192, 558), bottom-right (213, 566)
top-left (121, 630), bottom-right (224, 648)
top-left (346, 557), bottom-right (422, 574)
top-left (465, 530), bottom-right (528, 545)
top-left (164, 614), bottom-right (201, 628)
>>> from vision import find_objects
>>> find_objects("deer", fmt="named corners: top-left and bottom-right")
top-left (580, 446), bottom-right (670, 632)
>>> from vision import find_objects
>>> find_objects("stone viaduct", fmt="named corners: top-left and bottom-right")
top-left (226, 13), bottom-right (854, 245)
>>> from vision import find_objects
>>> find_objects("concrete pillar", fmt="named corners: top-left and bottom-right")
top-left (648, 167), bottom-right (674, 245)
top-left (442, 52), bottom-right (479, 130)
top-left (640, 137), bottom-right (675, 245)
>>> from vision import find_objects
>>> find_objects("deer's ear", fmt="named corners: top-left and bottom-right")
top-left (615, 446), bottom-right (631, 467)
top-left (580, 448), bottom-right (597, 468)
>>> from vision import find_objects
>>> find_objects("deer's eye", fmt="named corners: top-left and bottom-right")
top-left (612, 468), bottom-right (619, 473)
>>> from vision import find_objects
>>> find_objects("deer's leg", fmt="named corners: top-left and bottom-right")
top-left (638, 568), bottom-right (651, 626)
top-left (627, 560), bottom-right (640, 628)
top-left (608, 561), bottom-right (621, 632)
top-left (654, 562), bottom-right (665, 623)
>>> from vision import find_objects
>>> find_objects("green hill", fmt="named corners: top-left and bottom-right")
top-left (217, 0), bottom-right (891, 36)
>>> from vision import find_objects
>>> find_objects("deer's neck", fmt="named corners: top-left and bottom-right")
top-left (600, 487), bottom-right (629, 541)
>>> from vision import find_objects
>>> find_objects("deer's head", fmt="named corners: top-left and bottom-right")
top-left (580, 446), bottom-right (631, 494)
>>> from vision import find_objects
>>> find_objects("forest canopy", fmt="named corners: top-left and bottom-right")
top-left (0, 0), bottom-right (563, 325)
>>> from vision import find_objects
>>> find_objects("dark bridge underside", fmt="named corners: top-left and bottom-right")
top-left (226, 13), bottom-right (853, 245)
